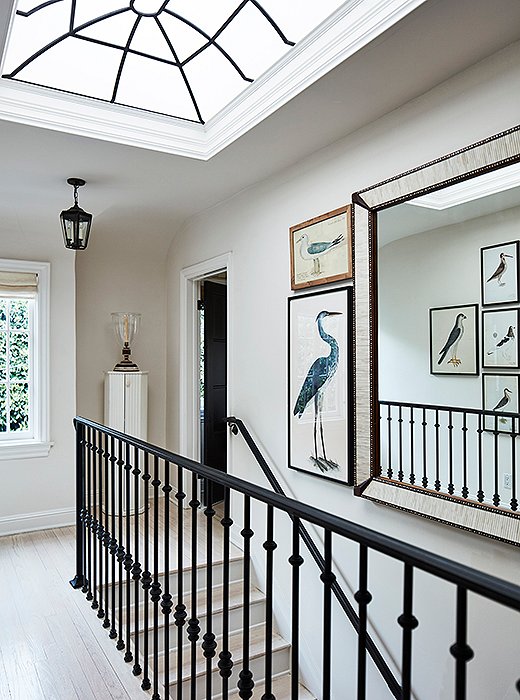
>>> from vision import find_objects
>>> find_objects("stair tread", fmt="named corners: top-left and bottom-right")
top-left (156, 623), bottom-right (289, 680)
top-left (227, 673), bottom-right (316, 699)
top-left (127, 580), bottom-right (265, 631)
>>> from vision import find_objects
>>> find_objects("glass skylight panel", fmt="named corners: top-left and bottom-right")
top-left (2, 0), bottom-right (347, 123)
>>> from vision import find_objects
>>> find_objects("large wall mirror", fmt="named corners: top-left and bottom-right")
top-left (352, 125), bottom-right (520, 545)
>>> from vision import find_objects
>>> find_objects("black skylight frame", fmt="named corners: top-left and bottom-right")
top-left (3, 0), bottom-right (296, 124)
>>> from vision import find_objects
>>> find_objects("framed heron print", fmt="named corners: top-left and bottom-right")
top-left (288, 286), bottom-right (353, 484)
top-left (289, 205), bottom-right (352, 290)
top-left (429, 303), bottom-right (479, 375)
top-left (481, 240), bottom-right (520, 306)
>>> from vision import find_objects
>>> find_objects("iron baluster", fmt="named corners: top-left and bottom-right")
top-left (289, 517), bottom-right (303, 700)
top-left (81, 426), bottom-right (94, 601)
top-left (398, 404), bottom-right (404, 481)
top-left (397, 564), bottom-right (418, 700)
top-left (493, 416), bottom-right (500, 506)
top-left (434, 409), bottom-right (441, 491)
top-left (421, 408), bottom-right (428, 488)
top-left (162, 461), bottom-right (173, 697)
top-left (202, 482), bottom-right (217, 700)
top-left (512, 417), bottom-right (518, 511)
top-left (387, 404), bottom-right (393, 479)
top-left (97, 429), bottom-right (105, 621)
top-left (116, 438), bottom-right (126, 651)
top-left (91, 428), bottom-right (99, 611)
top-left (355, 544), bottom-right (371, 700)
top-left (150, 455), bottom-right (162, 700)
top-left (409, 407), bottom-right (415, 485)
top-left (70, 420), bottom-right (86, 590)
top-left (450, 586), bottom-right (474, 700)
top-left (141, 452), bottom-right (152, 691)
top-left (239, 495), bottom-right (255, 700)
top-left (477, 414), bottom-right (484, 502)
top-left (261, 504), bottom-right (276, 700)
top-left (109, 435), bottom-right (118, 641)
top-left (448, 410), bottom-right (454, 495)
top-left (461, 413), bottom-right (468, 499)
top-left (132, 446), bottom-right (142, 676)
top-left (103, 432), bottom-right (111, 630)
top-left (175, 464), bottom-right (187, 698)
top-left (321, 529), bottom-right (335, 700)
top-left (124, 441), bottom-right (133, 662)
top-left (187, 472), bottom-right (201, 700)
top-left (218, 487), bottom-right (234, 697)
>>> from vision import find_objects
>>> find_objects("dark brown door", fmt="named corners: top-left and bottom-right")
top-left (202, 280), bottom-right (227, 503)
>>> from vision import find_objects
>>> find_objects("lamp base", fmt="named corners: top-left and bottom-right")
top-left (113, 359), bottom-right (140, 372)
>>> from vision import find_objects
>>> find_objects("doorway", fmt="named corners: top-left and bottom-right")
top-left (199, 275), bottom-right (227, 504)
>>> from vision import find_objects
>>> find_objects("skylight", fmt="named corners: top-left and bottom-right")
top-left (2, 0), bottom-right (346, 123)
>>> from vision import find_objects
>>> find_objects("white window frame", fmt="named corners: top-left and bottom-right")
top-left (0, 259), bottom-right (51, 459)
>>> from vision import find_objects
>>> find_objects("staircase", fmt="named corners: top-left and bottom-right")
top-left (117, 552), bottom-right (316, 699)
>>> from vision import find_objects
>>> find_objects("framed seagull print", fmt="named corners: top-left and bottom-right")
top-left (483, 373), bottom-right (520, 433)
top-left (429, 303), bottom-right (479, 375)
top-left (289, 205), bottom-right (352, 290)
top-left (288, 286), bottom-right (353, 484)
top-left (481, 240), bottom-right (520, 306)
top-left (482, 308), bottom-right (520, 369)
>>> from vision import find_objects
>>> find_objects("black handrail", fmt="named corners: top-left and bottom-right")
top-left (73, 416), bottom-right (520, 609)
top-left (227, 415), bottom-right (402, 698)
top-left (380, 398), bottom-right (520, 419)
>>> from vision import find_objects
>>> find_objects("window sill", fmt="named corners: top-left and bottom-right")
top-left (0, 440), bottom-right (54, 460)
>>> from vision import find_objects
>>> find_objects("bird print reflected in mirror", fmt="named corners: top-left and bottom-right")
top-left (293, 310), bottom-right (341, 472)
top-left (297, 232), bottom-right (344, 276)
top-left (493, 387), bottom-right (512, 424)
top-left (487, 252), bottom-right (513, 287)
top-left (438, 313), bottom-right (466, 367)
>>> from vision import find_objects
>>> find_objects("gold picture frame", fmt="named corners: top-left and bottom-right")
top-left (290, 205), bottom-right (352, 290)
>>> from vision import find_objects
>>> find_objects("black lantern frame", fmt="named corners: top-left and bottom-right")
top-left (60, 178), bottom-right (92, 250)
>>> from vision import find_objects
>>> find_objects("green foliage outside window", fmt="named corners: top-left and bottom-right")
top-left (0, 298), bottom-right (31, 434)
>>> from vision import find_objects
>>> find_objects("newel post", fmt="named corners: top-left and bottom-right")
top-left (70, 419), bottom-right (86, 589)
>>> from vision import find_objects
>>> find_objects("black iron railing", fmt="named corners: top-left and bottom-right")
top-left (71, 416), bottom-right (520, 700)
top-left (380, 400), bottom-right (520, 511)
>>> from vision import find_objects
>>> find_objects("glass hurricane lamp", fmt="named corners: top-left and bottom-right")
top-left (111, 312), bottom-right (141, 371)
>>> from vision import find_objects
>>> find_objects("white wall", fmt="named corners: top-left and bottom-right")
top-left (75, 218), bottom-right (169, 448)
top-left (166, 42), bottom-right (520, 700)
top-left (0, 226), bottom-right (76, 532)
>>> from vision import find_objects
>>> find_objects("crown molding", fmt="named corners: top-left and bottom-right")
top-left (0, 0), bottom-right (425, 160)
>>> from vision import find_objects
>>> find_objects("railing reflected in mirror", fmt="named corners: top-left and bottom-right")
top-left (352, 125), bottom-right (520, 545)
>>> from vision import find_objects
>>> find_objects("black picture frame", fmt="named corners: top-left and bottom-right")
top-left (481, 240), bottom-right (520, 307)
top-left (288, 285), bottom-right (353, 485)
top-left (482, 308), bottom-right (520, 369)
top-left (482, 372), bottom-right (520, 433)
top-left (429, 303), bottom-right (479, 376)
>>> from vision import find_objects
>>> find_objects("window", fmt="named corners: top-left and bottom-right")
top-left (0, 260), bottom-right (51, 459)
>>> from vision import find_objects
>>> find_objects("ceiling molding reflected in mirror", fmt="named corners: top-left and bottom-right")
top-left (352, 124), bottom-right (520, 546)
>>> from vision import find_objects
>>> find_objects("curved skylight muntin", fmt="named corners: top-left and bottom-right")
top-left (2, 0), bottom-right (346, 123)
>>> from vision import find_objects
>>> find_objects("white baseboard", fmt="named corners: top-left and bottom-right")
top-left (0, 506), bottom-right (76, 536)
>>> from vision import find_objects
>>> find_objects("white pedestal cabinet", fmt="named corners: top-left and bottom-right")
top-left (104, 371), bottom-right (148, 440)
top-left (104, 371), bottom-right (148, 515)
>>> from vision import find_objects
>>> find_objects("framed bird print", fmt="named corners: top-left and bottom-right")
top-left (288, 286), bottom-right (353, 484)
top-left (289, 205), bottom-right (352, 290)
top-left (482, 308), bottom-right (520, 369)
top-left (429, 303), bottom-right (479, 375)
top-left (483, 373), bottom-right (519, 433)
top-left (481, 240), bottom-right (520, 306)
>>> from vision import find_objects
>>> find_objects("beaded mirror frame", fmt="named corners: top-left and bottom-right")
top-left (352, 124), bottom-right (520, 546)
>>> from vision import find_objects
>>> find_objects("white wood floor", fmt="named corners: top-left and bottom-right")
top-left (0, 502), bottom-right (238, 700)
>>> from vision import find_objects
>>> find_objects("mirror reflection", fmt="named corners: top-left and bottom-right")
top-left (377, 162), bottom-right (520, 511)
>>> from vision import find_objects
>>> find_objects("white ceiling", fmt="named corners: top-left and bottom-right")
top-left (1, 0), bottom-right (520, 251)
